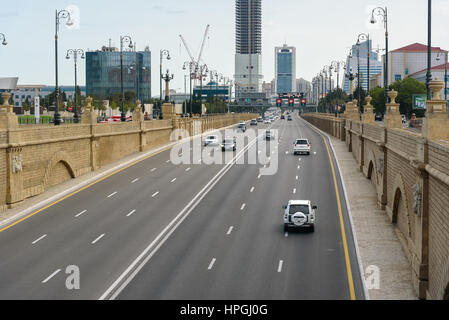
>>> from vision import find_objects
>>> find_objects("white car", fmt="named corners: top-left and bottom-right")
top-left (204, 135), bottom-right (219, 146)
top-left (283, 200), bottom-right (317, 233)
top-left (264, 119), bottom-right (271, 124)
top-left (293, 139), bottom-right (311, 155)
top-left (221, 138), bottom-right (237, 152)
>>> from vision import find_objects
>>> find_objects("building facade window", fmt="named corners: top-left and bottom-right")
top-left (395, 74), bottom-right (402, 81)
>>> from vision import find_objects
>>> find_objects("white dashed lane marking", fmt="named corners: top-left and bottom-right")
top-left (208, 258), bottom-right (217, 270)
top-left (32, 234), bottom-right (47, 245)
top-left (75, 210), bottom-right (87, 218)
top-left (42, 269), bottom-right (61, 284)
top-left (92, 234), bottom-right (105, 245)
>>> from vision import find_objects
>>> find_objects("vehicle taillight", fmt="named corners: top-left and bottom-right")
top-left (307, 144), bottom-right (310, 147)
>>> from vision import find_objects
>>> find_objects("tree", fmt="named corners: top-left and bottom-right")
top-left (369, 87), bottom-right (386, 114)
top-left (390, 77), bottom-right (426, 117)
top-left (23, 97), bottom-right (30, 112)
top-left (318, 88), bottom-right (349, 113)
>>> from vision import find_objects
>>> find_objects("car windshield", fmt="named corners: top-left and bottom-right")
top-left (207, 136), bottom-right (217, 140)
top-left (289, 205), bottom-right (310, 215)
top-left (296, 140), bottom-right (308, 145)
top-left (224, 139), bottom-right (234, 144)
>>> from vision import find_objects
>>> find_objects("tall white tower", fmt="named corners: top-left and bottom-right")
top-left (234, 0), bottom-right (263, 95)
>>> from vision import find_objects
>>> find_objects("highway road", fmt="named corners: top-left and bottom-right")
top-left (0, 112), bottom-right (365, 300)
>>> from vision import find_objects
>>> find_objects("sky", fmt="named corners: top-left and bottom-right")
top-left (1, 0), bottom-right (449, 95)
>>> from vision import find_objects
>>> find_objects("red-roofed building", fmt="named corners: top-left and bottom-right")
top-left (408, 62), bottom-right (449, 101)
top-left (380, 42), bottom-right (447, 87)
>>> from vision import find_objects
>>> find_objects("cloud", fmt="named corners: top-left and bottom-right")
top-left (152, 5), bottom-right (185, 15)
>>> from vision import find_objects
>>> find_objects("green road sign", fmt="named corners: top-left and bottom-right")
top-left (413, 94), bottom-right (427, 110)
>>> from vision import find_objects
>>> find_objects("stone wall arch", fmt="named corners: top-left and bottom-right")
top-left (42, 151), bottom-right (76, 190)
top-left (391, 173), bottom-right (411, 239)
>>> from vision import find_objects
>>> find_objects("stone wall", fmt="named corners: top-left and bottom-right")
top-left (302, 85), bottom-right (449, 300)
top-left (0, 94), bottom-right (257, 213)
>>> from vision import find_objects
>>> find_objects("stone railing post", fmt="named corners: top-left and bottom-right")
top-left (1, 92), bottom-right (24, 208)
top-left (363, 96), bottom-right (375, 124)
top-left (81, 97), bottom-right (97, 125)
top-left (133, 100), bottom-right (145, 152)
top-left (385, 90), bottom-right (403, 129)
top-left (81, 97), bottom-right (99, 170)
top-left (423, 78), bottom-right (449, 141)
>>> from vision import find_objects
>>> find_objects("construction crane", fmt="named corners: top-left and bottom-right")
top-left (179, 24), bottom-right (210, 81)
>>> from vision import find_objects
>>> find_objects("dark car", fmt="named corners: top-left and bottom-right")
top-left (281, 115), bottom-right (285, 120)
top-left (288, 115), bottom-right (292, 121)
top-left (375, 113), bottom-right (383, 121)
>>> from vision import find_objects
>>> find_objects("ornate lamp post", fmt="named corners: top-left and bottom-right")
top-left (371, 6), bottom-right (389, 108)
top-left (183, 61), bottom-right (197, 116)
top-left (357, 33), bottom-right (371, 96)
top-left (426, 0), bottom-right (432, 100)
top-left (198, 64), bottom-right (208, 108)
top-left (54, 10), bottom-right (74, 126)
top-left (160, 50), bottom-right (171, 101)
top-left (120, 36), bottom-right (133, 122)
top-left (66, 49), bottom-right (84, 123)
top-left (0, 33), bottom-right (7, 46)
top-left (345, 67), bottom-right (357, 101)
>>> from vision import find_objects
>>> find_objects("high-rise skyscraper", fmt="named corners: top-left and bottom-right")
top-left (275, 44), bottom-right (296, 94)
top-left (234, 0), bottom-right (263, 95)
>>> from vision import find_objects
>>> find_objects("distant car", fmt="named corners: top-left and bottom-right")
top-left (265, 130), bottom-right (275, 141)
top-left (238, 122), bottom-right (247, 132)
top-left (221, 138), bottom-right (236, 152)
top-left (204, 135), bottom-right (219, 146)
top-left (250, 119), bottom-right (258, 126)
top-left (281, 115), bottom-right (285, 120)
top-left (293, 139), bottom-right (311, 155)
top-left (264, 118), bottom-right (271, 124)
top-left (257, 117), bottom-right (263, 123)
top-left (283, 200), bottom-right (317, 233)
top-left (288, 115), bottom-right (292, 121)
top-left (375, 113), bottom-right (383, 121)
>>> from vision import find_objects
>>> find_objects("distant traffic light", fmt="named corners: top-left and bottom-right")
top-left (288, 99), bottom-right (294, 107)
top-left (276, 98), bottom-right (282, 107)
top-left (301, 98), bottom-right (307, 107)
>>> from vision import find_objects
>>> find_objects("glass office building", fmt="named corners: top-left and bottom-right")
top-left (275, 45), bottom-right (296, 94)
top-left (86, 47), bottom-right (151, 102)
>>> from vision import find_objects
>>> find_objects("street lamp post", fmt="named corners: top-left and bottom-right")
top-left (371, 6), bottom-right (389, 108)
top-left (356, 41), bottom-right (362, 112)
top-left (0, 33), bottom-right (7, 46)
top-left (357, 33), bottom-right (371, 100)
top-left (183, 61), bottom-right (196, 116)
top-left (426, 0), bottom-right (432, 100)
top-left (120, 36), bottom-right (133, 122)
top-left (160, 50), bottom-right (171, 101)
top-left (54, 10), bottom-right (74, 126)
top-left (66, 49), bottom-right (85, 124)
top-left (198, 64), bottom-right (208, 113)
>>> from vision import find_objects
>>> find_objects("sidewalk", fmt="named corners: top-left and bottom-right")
top-left (329, 135), bottom-right (416, 300)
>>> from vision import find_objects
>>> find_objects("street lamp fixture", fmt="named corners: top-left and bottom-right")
top-left (66, 49), bottom-right (85, 123)
top-left (370, 6), bottom-right (389, 109)
top-left (54, 9), bottom-right (73, 126)
top-left (0, 33), bottom-right (7, 46)
top-left (120, 35), bottom-right (133, 122)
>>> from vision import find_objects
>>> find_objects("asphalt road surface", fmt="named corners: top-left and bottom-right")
top-left (0, 112), bottom-right (365, 300)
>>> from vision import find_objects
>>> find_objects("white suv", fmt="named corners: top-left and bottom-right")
top-left (293, 139), bottom-right (311, 155)
top-left (204, 135), bottom-right (219, 146)
top-left (283, 200), bottom-right (317, 233)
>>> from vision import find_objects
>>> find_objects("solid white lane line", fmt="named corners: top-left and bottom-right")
top-left (107, 192), bottom-right (118, 198)
top-left (152, 192), bottom-right (160, 198)
top-left (241, 204), bottom-right (246, 211)
top-left (258, 174), bottom-right (262, 179)
top-left (185, 167), bottom-right (191, 172)
top-left (42, 269), bottom-right (61, 283)
top-left (250, 187), bottom-right (255, 193)
top-left (227, 226), bottom-right (234, 235)
top-left (92, 234), bottom-right (105, 245)
top-left (131, 178), bottom-right (139, 184)
top-left (278, 260), bottom-right (284, 273)
top-left (127, 210), bottom-right (136, 217)
top-left (293, 188), bottom-right (297, 194)
top-left (151, 168), bottom-right (157, 172)
top-left (32, 234), bottom-right (47, 245)
top-left (75, 210), bottom-right (87, 218)
top-left (208, 258), bottom-right (217, 270)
